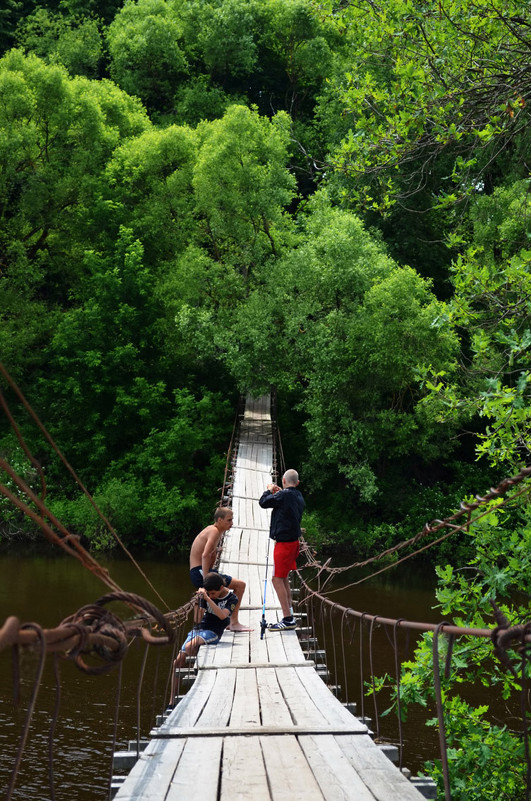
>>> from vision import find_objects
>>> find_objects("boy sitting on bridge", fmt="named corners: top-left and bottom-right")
top-left (169, 571), bottom-right (238, 706)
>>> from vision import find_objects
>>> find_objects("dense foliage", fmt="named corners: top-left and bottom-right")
top-left (0, 3), bottom-right (529, 792)
top-left (0, 0), bottom-right (528, 540)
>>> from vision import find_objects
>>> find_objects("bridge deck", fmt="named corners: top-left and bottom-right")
top-left (114, 396), bottom-right (424, 801)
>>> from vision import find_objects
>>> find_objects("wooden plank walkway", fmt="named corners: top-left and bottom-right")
top-left (114, 396), bottom-right (425, 801)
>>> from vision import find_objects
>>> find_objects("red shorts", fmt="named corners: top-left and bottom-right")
top-left (273, 540), bottom-right (299, 578)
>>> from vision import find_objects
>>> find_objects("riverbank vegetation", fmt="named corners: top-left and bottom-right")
top-left (0, 0), bottom-right (529, 797)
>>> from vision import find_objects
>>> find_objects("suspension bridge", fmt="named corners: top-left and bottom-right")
top-left (1, 375), bottom-right (530, 801)
top-left (112, 396), bottom-right (427, 800)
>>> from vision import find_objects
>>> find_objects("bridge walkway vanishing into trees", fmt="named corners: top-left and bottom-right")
top-left (1, 369), bottom-right (530, 801)
top-left (114, 395), bottom-right (426, 801)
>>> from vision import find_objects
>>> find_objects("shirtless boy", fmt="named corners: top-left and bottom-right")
top-left (189, 507), bottom-right (252, 632)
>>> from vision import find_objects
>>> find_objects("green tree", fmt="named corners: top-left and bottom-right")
top-left (104, 124), bottom-right (198, 264)
top-left (106, 0), bottom-right (188, 112)
top-left (418, 179), bottom-right (531, 469)
top-left (0, 0), bottom-right (25, 54)
top-left (180, 0), bottom-right (260, 81)
top-left (257, 0), bottom-right (337, 120)
top-left (0, 51), bottom-right (149, 372)
top-left (380, 500), bottom-right (530, 800)
top-left (15, 8), bottom-right (104, 77)
top-left (224, 191), bottom-right (458, 500)
top-left (318, 0), bottom-right (530, 212)
top-left (36, 228), bottom-right (167, 475)
top-left (192, 104), bottom-right (297, 280)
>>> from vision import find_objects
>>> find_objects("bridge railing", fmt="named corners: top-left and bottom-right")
top-left (294, 542), bottom-right (531, 801)
top-left (0, 594), bottom-right (196, 800)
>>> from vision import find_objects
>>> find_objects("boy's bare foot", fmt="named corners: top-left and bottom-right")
top-left (228, 622), bottom-right (254, 632)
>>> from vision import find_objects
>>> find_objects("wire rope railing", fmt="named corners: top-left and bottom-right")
top-left (0, 367), bottom-right (245, 801)
top-left (2, 381), bottom-right (530, 800)
top-left (269, 394), bottom-right (531, 799)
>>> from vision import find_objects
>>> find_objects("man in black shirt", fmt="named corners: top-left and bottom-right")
top-left (258, 468), bottom-right (305, 630)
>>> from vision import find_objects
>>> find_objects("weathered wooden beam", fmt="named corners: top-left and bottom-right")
top-left (151, 725), bottom-right (370, 739)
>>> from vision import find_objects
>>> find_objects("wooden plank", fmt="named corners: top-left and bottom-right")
top-left (270, 666), bottom-right (327, 727)
top-left (224, 630), bottom-right (250, 667)
top-left (250, 624), bottom-right (271, 663)
top-left (197, 638), bottom-right (233, 668)
top-left (155, 725), bottom-right (366, 738)
top-left (298, 735), bottom-right (377, 801)
top-left (113, 738), bottom-right (186, 800)
top-left (265, 627), bottom-right (293, 663)
top-left (196, 667), bottom-right (236, 728)
top-left (166, 738), bottom-right (222, 800)
top-left (220, 735), bottom-right (271, 801)
top-left (201, 662), bottom-right (310, 670)
top-left (333, 735), bottom-right (425, 800)
top-left (281, 629), bottom-right (310, 662)
top-left (255, 668), bottom-right (293, 728)
top-left (229, 667), bottom-right (261, 726)
top-left (260, 735), bottom-right (324, 801)
top-left (293, 668), bottom-right (367, 731)
top-left (159, 670), bottom-right (216, 730)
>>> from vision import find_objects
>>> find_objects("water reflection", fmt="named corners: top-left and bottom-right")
top-left (0, 551), bottom-right (192, 801)
top-left (1, 552), bottom-right (510, 798)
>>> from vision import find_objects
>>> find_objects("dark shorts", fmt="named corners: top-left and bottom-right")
top-left (273, 540), bottom-right (299, 578)
top-left (189, 566), bottom-right (233, 589)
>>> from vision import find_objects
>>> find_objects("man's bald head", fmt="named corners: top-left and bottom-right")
top-left (282, 469), bottom-right (299, 487)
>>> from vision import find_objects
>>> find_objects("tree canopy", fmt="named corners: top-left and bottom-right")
top-left (1, 1), bottom-right (530, 795)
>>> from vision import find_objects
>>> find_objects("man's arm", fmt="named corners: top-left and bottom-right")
top-left (201, 529), bottom-right (220, 576)
top-left (197, 588), bottom-right (231, 620)
top-left (258, 483), bottom-right (282, 508)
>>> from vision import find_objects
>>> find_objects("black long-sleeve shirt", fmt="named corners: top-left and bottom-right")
top-left (258, 486), bottom-right (305, 542)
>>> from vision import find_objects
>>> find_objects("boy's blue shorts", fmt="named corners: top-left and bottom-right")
top-left (180, 629), bottom-right (220, 652)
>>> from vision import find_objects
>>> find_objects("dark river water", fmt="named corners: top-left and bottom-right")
top-left (0, 550), bottom-right (505, 800)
